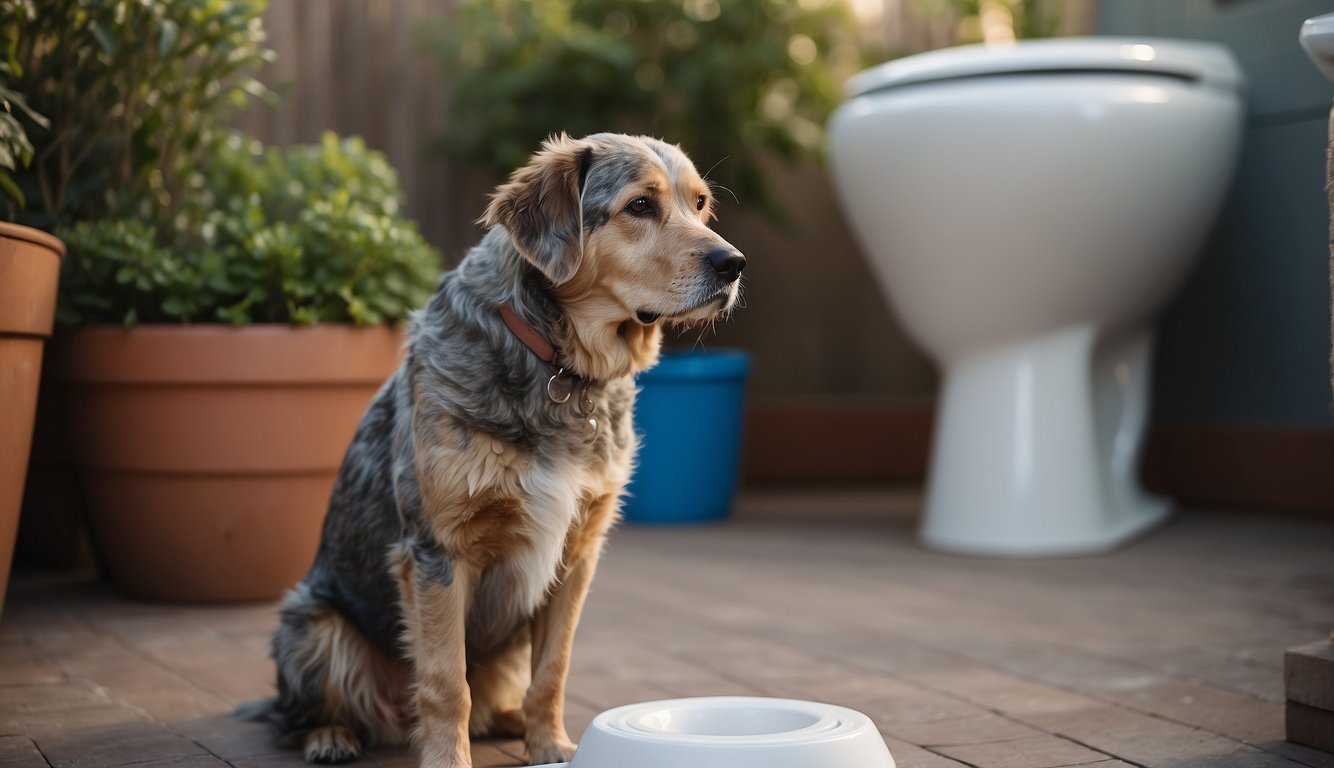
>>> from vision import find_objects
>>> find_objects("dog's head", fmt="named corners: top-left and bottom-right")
top-left (483, 133), bottom-right (744, 379)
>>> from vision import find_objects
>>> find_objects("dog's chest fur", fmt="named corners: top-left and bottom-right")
top-left (419, 380), bottom-right (635, 655)
top-left (401, 274), bottom-right (638, 654)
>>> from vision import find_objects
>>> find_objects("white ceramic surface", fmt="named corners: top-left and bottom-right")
top-left (532, 697), bottom-right (895, 768)
top-left (1301, 12), bottom-right (1334, 81)
top-left (828, 37), bottom-right (1245, 556)
top-left (845, 36), bottom-right (1244, 96)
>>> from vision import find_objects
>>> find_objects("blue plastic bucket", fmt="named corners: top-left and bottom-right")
top-left (623, 349), bottom-right (750, 524)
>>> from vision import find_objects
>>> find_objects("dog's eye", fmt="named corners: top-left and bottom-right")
top-left (697, 195), bottom-right (707, 211)
top-left (625, 197), bottom-right (654, 217)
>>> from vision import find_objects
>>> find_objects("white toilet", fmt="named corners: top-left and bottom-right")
top-left (827, 37), bottom-right (1245, 556)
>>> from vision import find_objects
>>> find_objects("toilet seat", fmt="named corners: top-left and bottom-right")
top-left (845, 37), bottom-right (1245, 97)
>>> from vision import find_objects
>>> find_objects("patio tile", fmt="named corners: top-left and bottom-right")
top-left (367, 742), bottom-right (526, 768)
top-left (169, 715), bottom-right (287, 761)
top-left (880, 736), bottom-right (971, 767)
top-left (470, 741), bottom-right (526, 767)
top-left (1210, 745), bottom-right (1334, 768)
top-left (365, 746), bottom-right (416, 768)
top-left (1102, 677), bottom-right (1286, 745)
top-left (0, 705), bottom-right (146, 738)
top-left (1027, 701), bottom-right (1278, 767)
top-left (881, 714), bottom-right (1045, 746)
top-left (776, 671), bottom-right (929, 705)
top-left (61, 654), bottom-right (187, 693)
top-left (230, 752), bottom-right (360, 768)
top-left (174, 660), bottom-right (276, 704)
top-left (905, 665), bottom-right (1085, 708)
top-left (0, 735), bottom-right (48, 768)
top-left (933, 735), bottom-right (1112, 768)
top-left (0, 503), bottom-right (1328, 768)
top-left (1255, 738), bottom-right (1334, 768)
top-left (857, 691), bottom-right (991, 726)
top-left (35, 720), bottom-right (208, 768)
top-left (134, 757), bottom-right (231, 768)
top-left (12, 628), bottom-right (103, 659)
top-left (0, 647), bottom-right (63, 688)
top-left (0, 685), bottom-right (111, 716)
top-left (108, 685), bottom-right (233, 721)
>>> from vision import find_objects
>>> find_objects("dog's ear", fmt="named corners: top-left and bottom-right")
top-left (482, 134), bottom-right (595, 286)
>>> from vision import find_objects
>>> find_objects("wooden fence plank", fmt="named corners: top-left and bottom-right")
top-left (238, 0), bottom-right (1093, 258)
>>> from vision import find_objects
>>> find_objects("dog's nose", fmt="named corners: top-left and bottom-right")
top-left (707, 247), bottom-right (746, 282)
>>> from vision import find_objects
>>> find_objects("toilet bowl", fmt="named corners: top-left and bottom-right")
top-left (827, 38), bottom-right (1245, 556)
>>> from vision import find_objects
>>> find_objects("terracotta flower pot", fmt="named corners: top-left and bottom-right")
top-left (0, 223), bottom-right (64, 618)
top-left (48, 324), bottom-right (404, 602)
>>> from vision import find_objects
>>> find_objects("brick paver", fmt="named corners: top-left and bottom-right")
top-left (0, 497), bottom-right (1330, 767)
top-left (933, 735), bottom-right (1111, 768)
top-left (0, 735), bottom-right (48, 768)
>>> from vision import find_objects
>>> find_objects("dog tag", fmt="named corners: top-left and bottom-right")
top-left (547, 371), bottom-right (573, 404)
top-left (578, 383), bottom-right (598, 440)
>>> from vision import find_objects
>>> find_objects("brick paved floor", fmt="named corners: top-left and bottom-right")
top-left (2, 489), bottom-right (1333, 768)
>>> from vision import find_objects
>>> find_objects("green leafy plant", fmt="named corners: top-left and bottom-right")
top-left (0, 57), bottom-right (49, 213)
top-left (56, 133), bottom-right (440, 326)
top-left (913, 0), bottom-right (1061, 43)
top-left (430, 0), bottom-right (869, 222)
top-left (0, 0), bottom-right (274, 230)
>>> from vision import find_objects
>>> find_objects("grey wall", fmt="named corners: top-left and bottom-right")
top-left (1098, 0), bottom-right (1333, 427)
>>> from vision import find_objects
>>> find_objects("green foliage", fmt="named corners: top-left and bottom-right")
top-left (912, 0), bottom-right (1061, 43)
top-left (56, 133), bottom-right (441, 327)
top-left (0, 0), bottom-right (274, 230)
top-left (5, 1), bottom-right (436, 328)
top-left (429, 0), bottom-right (867, 223)
top-left (0, 56), bottom-right (49, 211)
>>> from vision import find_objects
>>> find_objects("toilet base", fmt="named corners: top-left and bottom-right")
top-left (921, 491), bottom-right (1172, 557)
top-left (919, 324), bottom-right (1173, 557)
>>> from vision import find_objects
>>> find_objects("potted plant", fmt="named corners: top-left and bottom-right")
top-left (5, 0), bottom-right (440, 601)
top-left (46, 134), bottom-right (439, 601)
top-left (0, 54), bottom-right (61, 617)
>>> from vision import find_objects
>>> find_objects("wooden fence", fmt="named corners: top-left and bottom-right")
top-left (236, 0), bottom-right (466, 256)
top-left (237, 0), bottom-right (1094, 261)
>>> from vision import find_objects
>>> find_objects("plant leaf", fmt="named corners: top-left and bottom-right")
top-left (0, 172), bottom-right (25, 208)
top-left (158, 19), bottom-right (180, 58)
top-left (89, 22), bottom-right (119, 56)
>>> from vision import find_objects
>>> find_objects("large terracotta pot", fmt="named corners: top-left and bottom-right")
top-left (0, 223), bottom-right (64, 618)
top-left (48, 325), bottom-right (403, 602)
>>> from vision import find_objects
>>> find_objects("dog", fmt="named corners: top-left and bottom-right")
top-left (250, 133), bottom-right (745, 768)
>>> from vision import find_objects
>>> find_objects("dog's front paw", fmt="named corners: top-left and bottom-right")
top-left (303, 725), bottom-right (362, 764)
top-left (526, 737), bottom-right (576, 765)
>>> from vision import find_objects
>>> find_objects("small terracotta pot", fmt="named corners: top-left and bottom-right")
top-left (49, 324), bottom-right (404, 602)
top-left (0, 223), bottom-right (64, 617)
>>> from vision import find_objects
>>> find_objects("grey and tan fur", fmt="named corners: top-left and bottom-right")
top-left (250, 134), bottom-right (745, 768)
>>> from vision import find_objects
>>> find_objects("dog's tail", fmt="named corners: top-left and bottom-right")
top-left (234, 697), bottom-right (276, 723)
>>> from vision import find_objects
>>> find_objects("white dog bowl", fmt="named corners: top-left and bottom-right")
top-left (533, 697), bottom-right (895, 768)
